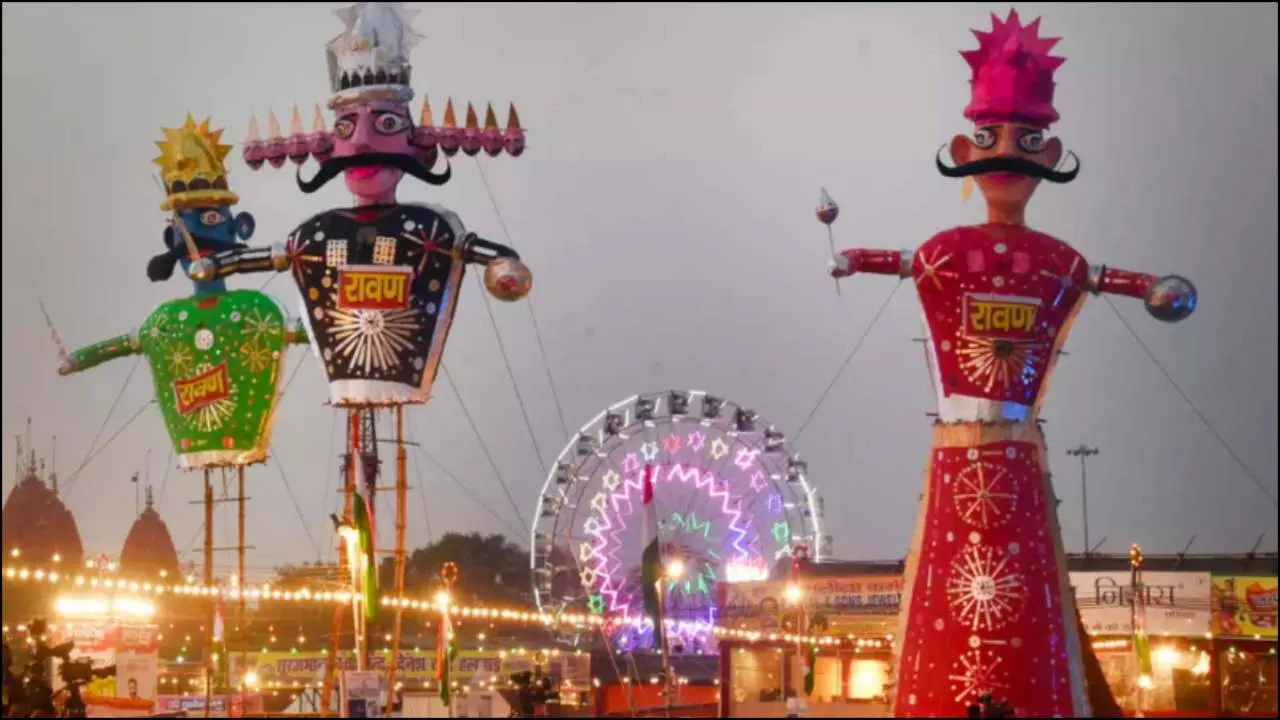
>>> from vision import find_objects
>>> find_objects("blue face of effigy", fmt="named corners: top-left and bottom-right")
top-left (165, 206), bottom-right (256, 295)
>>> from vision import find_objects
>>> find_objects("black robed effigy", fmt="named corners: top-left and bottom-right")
top-left (287, 203), bottom-right (467, 407)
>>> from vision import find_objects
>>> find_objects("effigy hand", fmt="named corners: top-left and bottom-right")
top-left (828, 252), bottom-right (854, 279)
top-left (186, 257), bottom-right (216, 282)
top-left (1144, 274), bottom-right (1197, 323)
top-left (484, 256), bottom-right (532, 302)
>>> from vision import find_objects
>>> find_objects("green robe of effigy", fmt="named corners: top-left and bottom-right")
top-left (61, 290), bottom-right (306, 469)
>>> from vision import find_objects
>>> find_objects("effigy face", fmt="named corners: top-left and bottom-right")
top-left (287, 204), bottom-right (465, 407)
top-left (138, 290), bottom-right (290, 469)
top-left (914, 225), bottom-right (1090, 420)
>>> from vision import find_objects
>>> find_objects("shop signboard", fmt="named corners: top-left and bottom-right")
top-left (1070, 571), bottom-right (1212, 637)
top-left (236, 649), bottom-right (544, 688)
top-left (718, 575), bottom-right (902, 637)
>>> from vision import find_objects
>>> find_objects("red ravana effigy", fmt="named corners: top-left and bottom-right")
top-left (825, 9), bottom-right (1197, 718)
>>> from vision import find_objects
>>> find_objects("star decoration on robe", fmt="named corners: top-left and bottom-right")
top-left (916, 247), bottom-right (956, 291)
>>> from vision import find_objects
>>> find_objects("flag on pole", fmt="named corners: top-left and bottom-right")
top-left (352, 492), bottom-right (378, 621)
top-left (640, 464), bottom-right (664, 647)
top-left (437, 609), bottom-right (457, 706)
top-left (37, 295), bottom-right (70, 362)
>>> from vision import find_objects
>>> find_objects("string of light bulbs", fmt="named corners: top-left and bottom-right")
top-left (3, 558), bottom-right (903, 649)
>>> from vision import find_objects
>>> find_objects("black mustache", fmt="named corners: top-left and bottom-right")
top-left (296, 152), bottom-right (452, 194)
top-left (935, 145), bottom-right (1080, 184)
top-left (146, 230), bottom-right (242, 282)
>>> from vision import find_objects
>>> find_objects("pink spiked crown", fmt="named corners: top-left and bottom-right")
top-left (961, 9), bottom-right (1066, 127)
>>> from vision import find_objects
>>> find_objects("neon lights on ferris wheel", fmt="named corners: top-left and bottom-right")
top-left (533, 391), bottom-right (824, 557)
top-left (532, 390), bottom-right (827, 628)
top-left (584, 461), bottom-right (754, 619)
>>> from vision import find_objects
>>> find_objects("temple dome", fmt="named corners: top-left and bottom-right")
top-left (2, 444), bottom-right (84, 567)
top-left (119, 486), bottom-right (180, 580)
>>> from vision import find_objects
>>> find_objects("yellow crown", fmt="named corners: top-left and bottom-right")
top-left (152, 115), bottom-right (239, 211)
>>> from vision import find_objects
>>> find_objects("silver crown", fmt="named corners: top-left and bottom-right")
top-left (325, 2), bottom-right (424, 108)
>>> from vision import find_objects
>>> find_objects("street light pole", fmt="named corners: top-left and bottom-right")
top-left (1066, 445), bottom-right (1099, 554)
top-left (659, 558), bottom-right (683, 719)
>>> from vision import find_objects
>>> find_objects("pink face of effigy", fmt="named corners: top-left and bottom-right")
top-left (331, 101), bottom-right (414, 202)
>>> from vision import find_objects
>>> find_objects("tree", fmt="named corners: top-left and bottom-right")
top-left (379, 532), bottom-right (531, 606)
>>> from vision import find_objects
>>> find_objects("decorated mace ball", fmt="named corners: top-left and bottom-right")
top-left (187, 257), bottom-right (215, 282)
top-left (484, 257), bottom-right (532, 302)
top-left (1144, 274), bottom-right (1197, 323)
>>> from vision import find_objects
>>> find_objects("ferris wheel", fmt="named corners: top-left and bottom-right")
top-left (531, 390), bottom-right (830, 652)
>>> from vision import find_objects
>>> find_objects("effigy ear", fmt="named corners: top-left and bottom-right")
top-left (235, 212), bottom-right (257, 241)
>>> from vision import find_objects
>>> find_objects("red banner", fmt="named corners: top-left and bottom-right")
top-left (172, 362), bottom-right (231, 416)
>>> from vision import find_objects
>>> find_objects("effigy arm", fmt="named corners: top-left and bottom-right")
top-left (458, 232), bottom-right (520, 265)
top-left (192, 244), bottom-right (290, 282)
top-left (58, 333), bottom-right (139, 376)
top-left (458, 233), bottom-right (532, 301)
top-left (829, 248), bottom-right (914, 279)
top-left (1087, 265), bottom-right (1197, 323)
top-left (284, 319), bottom-right (310, 345)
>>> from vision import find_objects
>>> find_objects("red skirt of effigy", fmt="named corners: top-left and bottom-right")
top-left (892, 422), bottom-right (1089, 717)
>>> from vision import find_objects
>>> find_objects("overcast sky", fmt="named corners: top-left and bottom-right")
top-left (2, 2), bottom-right (1276, 579)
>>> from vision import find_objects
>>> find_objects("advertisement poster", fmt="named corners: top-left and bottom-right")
top-left (115, 650), bottom-right (159, 701)
top-left (50, 621), bottom-right (160, 699)
top-left (718, 575), bottom-right (903, 636)
top-left (1070, 571), bottom-right (1212, 637)
top-left (343, 671), bottom-right (381, 718)
top-left (1211, 575), bottom-right (1277, 638)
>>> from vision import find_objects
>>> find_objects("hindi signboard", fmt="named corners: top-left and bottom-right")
top-left (235, 649), bottom-right (544, 689)
top-left (1070, 571), bottom-right (1212, 637)
top-left (719, 575), bottom-right (903, 636)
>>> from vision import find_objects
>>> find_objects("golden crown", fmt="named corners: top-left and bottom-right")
top-left (152, 115), bottom-right (239, 211)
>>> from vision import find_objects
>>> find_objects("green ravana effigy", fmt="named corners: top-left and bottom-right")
top-left (58, 116), bottom-right (307, 469)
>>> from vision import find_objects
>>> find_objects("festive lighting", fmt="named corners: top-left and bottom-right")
top-left (665, 559), bottom-right (685, 580)
top-left (4, 561), bottom-right (890, 649)
top-left (54, 595), bottom-right (109, 617)
top-left (1092, 639), bottom-right (1130, 651)
top-left (53, 593), bottom-right (157, 621)
top-left (784, 583), bottom-right (803, 604)
top-left (1154, 647), bottom-right (1181, 667)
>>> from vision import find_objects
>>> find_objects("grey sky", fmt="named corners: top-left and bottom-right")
top-left (2, 2), bottom-right (1276, 579)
